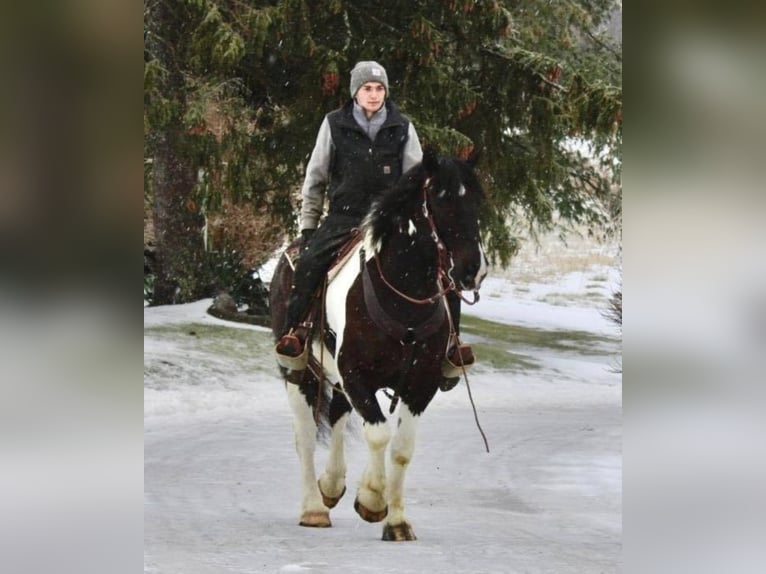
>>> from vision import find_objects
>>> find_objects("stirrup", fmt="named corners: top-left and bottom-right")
top-left (275, 331), bottom-right (309, 371)
top-left (441, 343), bottom-right (475, 378)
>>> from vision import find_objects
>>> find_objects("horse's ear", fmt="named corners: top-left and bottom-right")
top-left (422, 147), bottom-right (439, 173)
top-left (466, 147), bottom-right (481, 168)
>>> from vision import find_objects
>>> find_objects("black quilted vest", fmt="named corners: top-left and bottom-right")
top-left (326, 99), bottom-right (410, 219)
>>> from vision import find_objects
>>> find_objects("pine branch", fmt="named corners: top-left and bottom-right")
top-left (344, 3), bottom-right (404, 36)
top-left (481, 46), bottom-right (567, 92)
top-left (583, 28), bottom-right (622, 61)
top-left (538, 74), bottom-right (568, 93)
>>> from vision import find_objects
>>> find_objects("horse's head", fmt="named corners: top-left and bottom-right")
top-left (420, 148), bottom-right (488, 292)
top-left (365, 148), bottom-right (488, 294)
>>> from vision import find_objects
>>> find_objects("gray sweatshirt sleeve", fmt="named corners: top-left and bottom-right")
top-left (299, 117), bottom-right (333, 231)
top-left (402, 122), bottom-right (423, 172)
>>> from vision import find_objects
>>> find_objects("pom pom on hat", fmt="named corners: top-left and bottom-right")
top-left (349, 61), bottom-right (389, 97)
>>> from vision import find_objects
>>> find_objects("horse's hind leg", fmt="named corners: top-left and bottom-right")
top-left (318, 389), bottom-right (351, 508)
top-left (286, 384), bottom-right (331, 527)
top-left (382, 403), bottom-right (420, 541)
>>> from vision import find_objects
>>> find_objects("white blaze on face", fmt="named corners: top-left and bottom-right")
top-left (475, 244), bottom-right (488, 289)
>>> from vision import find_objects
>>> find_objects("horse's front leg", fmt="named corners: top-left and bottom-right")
top-left (286, 384), bottom-right (331, 527)
top-left (354, 418), bottom-right (391, 522)
top-left (317, 390), bottom-right (352, 509)
top-left (382, 402), bottom-right (420, 541)
top-left (344, 380), bottom-right (390, 523)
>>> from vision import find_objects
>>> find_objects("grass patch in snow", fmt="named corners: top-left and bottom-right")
top-left (145, 322), bottom-right (274, 368)
top-left (537, 291), bottom-right (606, 306)
top-left (145, 314), bottom-right (618, 380)
top-left (460, 314), bottom-right (617, 358)
top-left (471, 343), bottom-right (541, 372)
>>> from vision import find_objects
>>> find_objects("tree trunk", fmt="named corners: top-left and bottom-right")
top-left (151, 127), bottom-right (206, 305)
top-left (147, 0), bottom-right (207, 306)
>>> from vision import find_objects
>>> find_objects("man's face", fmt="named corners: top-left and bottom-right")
top-left (355, 82), bottom-right (386, 116)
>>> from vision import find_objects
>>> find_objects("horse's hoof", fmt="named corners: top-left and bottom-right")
top-left (299, 511), bottom-right (331, 528)
top-left (354, 497), bottom-right (388, 523)
top-left (382, 522), bottom-right (417, 541)
top-left (318, 481), bottom-right (346, 509)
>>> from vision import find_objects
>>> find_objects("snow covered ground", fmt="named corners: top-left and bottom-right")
top-left (144, 240), bottom-right (622, 573)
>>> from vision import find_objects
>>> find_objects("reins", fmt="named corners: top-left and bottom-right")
top-left (371, 180), bottom-right (464, 306)
top-left (372, 253), bottom-right (454, 305)
top-left (442, 296), bottom-right (490, 453)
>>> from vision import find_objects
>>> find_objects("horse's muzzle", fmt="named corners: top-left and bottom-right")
top-left (459, 250), bottom-right (488, 291)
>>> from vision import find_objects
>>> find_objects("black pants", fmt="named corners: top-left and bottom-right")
top-left (283, 213), bottom-right (463, 337)
top-left (283, 214), bottom-right (360, 334)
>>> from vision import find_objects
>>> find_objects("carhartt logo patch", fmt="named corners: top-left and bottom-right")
top-left (371, 68), bottom-right (381, 76)
top-left (383, 165), bottom-right (391, 174)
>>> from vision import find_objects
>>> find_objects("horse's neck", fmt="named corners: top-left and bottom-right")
top-left (377, 231), bottom-right (439, 298)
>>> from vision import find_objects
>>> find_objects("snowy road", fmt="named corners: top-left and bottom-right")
top-left (145, 263), bottom-right (621, 573)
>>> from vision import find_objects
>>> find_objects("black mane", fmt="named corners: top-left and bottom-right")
top-left (364, 162), bottom-right (429, 248)
top-left (363, 149), bottom-right (483, 249)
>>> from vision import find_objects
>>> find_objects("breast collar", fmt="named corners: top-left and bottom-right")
top-left (360, 247), bottom-right (446, 344)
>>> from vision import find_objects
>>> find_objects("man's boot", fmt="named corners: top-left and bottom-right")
top-left (275, 325), bottom-right (310, 370)
top-left (440, 339), bottom-right (475, 391)
top-left (441, 341), bottom-right (475, 379)
top-left (441, 293), bottom-right (474, 384)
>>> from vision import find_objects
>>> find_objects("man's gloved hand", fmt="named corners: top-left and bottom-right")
top-left (300, 228), bottom-right (315, 251)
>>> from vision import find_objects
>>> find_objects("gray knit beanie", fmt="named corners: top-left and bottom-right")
top-left (349, 61), bottom-right (389, 98)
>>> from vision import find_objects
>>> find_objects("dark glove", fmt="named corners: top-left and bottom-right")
top-left (300, 228), bottom-right (315, 250)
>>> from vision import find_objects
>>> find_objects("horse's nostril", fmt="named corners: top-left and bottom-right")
top-left (459, 270), bottom-right (477, 288)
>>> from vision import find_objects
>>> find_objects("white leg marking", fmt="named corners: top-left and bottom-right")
top-left (286, 385), bottom-right (325, 515)
top-left (358, 421), bottom-right (391, 511)
top-left (475, 243), bottom-right (488, 289)
top-left (386, 404), bottom-right (420, 525)
top-left (319, 413), bottom-right (349, 499)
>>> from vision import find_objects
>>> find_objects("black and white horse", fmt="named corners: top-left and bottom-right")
top-left (269, 149), bottom-right (487, 541)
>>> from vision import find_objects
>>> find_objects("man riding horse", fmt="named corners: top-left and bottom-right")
top-left (275, 60), bottom-right (474, 380)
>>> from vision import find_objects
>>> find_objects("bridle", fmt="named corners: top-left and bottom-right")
top-left (371, 177), bottom-right (480, 307)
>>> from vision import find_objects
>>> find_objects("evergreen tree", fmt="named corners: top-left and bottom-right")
top-left (144, 0), bottom-right (621, 303)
